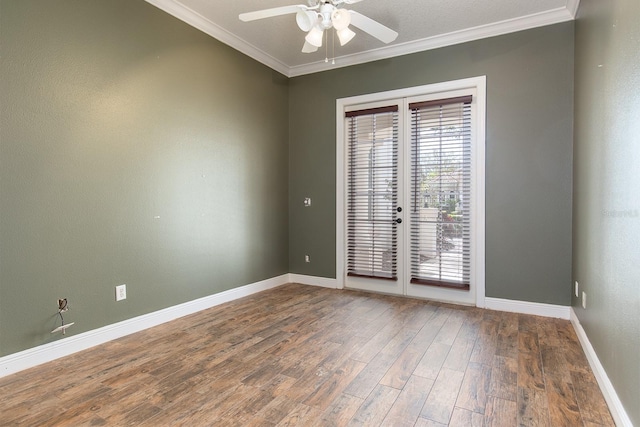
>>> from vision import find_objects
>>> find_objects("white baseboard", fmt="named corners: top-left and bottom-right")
top-left (570, 308), bottom-right (633, 427)
top-left (485, 297), bottom-right (570, 319)
top-left (0, 274), bottom-right (289, 378)
top-left (288, 274), bottom-right (339, 289)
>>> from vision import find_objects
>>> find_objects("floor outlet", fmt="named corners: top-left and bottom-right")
top-left (116, 284), bottom-right (127, 301)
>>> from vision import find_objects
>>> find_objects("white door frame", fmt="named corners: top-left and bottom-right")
top-left (336, 76), bottom-right (486, 308)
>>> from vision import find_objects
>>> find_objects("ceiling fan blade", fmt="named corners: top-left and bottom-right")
top-left (239, 5), bottom-right (305, 22)
top-left (349, 11), bottom-right (398, 44)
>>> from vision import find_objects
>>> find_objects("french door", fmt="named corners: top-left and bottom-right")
top-left (338, 79), bottom-right (485, 306)
top-left (344, 101), bottom-right (405, 295)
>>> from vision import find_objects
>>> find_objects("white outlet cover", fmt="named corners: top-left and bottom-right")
top-left (116, 284), bottom-right (127, 301)
top-left (581, 291), bottom-right (586, 309)
top-left (575, 281), bottom-right (579, 297)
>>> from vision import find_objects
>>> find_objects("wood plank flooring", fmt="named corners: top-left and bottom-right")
top-left (0, 284), bottom-right (614, 426)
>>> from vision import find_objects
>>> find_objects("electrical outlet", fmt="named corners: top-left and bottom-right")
top-left (115, 284), bottom-right (127, 301)
top-left (582, 291), bottom-right (587, 309)
top-left (305, 255), bottom-right (310, 263)
top-left (57, 298), bottom-right (68, 311)
top-left (304, 197), bottom-right (311, 207)
top-left (575, 281), bottom-right (579, 297)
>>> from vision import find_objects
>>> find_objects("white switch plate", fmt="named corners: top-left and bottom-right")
top-left (116, 284), bottom-right (127, 301)
top-left (581, 291), bottom-right (587, 309)
top-left (575, 281), bottom-right (579, 297)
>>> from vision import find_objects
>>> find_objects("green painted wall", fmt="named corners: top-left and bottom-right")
top-left (573, 0), bottom-right (640, 424)
top-left (289, 23), bottom-right (574, 306)
top-left (0, 0), bottom-right (289, 356)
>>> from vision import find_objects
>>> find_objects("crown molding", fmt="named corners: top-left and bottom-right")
top-left (566, 0), bottom-right (581, 18)
top-left (145, 0), bottom-right (290, 76)
top-left (289, 6), bottom-right (576, 76)
top-left (146, 0), bottom-right (577, 78)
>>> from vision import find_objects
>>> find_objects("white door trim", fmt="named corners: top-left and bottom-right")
top-left (336, 76), bottom-right (486, 307)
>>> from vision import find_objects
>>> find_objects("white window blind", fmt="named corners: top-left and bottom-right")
top-left (346, 106), bottom-right (399, 280)
top-left (409, 96), bottom-right (472, 289)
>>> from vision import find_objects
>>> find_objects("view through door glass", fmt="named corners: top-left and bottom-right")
top-left (346, 106), bottom-right (399, 282)
top-left (409, 97), bottom-right (472, 290)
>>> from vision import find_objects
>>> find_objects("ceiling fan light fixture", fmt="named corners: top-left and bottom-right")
top-left (305, 26), bottom-right (324, 47)
top-left (331, 9), bottom-right (351, 30)
top-left (302, 40), bottom-right (319, 53)
top-left (337, 27), bottom-right (356, 46)
top-left (296, 10), bottom-right (317, 32)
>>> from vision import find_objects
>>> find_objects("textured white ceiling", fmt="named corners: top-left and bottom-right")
top-left (146, 0), bottom-right (579, 76)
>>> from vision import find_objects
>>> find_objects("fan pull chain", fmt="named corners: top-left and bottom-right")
top-left (325, 30), bottom-right (328, 63)
top-left (332, 30), bottom-right (335, 64)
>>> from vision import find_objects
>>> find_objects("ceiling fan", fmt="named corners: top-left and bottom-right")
top-left (239, 0), bottom-right (398, 54)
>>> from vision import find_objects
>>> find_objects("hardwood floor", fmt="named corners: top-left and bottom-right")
top-left (0, 284), bottom-right (614, 426)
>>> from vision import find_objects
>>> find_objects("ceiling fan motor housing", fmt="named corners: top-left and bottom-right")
top-left (320, 3), bottom-right (335, 29)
